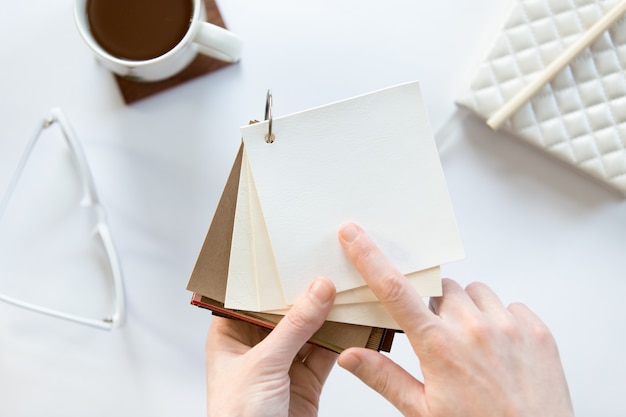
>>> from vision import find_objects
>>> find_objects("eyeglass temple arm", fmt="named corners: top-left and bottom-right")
top-left (52, 108), bottom-right (126, 329)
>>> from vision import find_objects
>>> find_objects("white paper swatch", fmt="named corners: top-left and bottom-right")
top-left (241, 81), bottom-right (464, 304)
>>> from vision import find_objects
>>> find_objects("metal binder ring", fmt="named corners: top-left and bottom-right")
top-left (264, 90), bottom-right (275, 143)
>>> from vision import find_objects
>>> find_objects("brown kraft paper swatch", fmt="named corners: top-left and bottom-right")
top-left (187, 144), bottom-right (395, 353)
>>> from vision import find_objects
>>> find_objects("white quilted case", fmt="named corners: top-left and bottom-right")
top-left (457, 0), bottom-right (626, 196)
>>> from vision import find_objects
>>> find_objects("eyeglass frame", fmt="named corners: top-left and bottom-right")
top-left (0, 108), bottom-right (125, 330)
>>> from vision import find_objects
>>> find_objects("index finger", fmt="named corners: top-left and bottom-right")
top-left (338, 222), bottom-right (435, 335)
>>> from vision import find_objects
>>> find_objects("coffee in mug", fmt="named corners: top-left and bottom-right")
top-left (87, 0), bottom-right (193, 61)
top-left (74, 0), bottom-right (243, 81)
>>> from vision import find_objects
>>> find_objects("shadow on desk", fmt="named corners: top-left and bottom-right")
top-left (435, 108), bottom-right (624, 211)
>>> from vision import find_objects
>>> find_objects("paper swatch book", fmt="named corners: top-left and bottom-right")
top-left (457, 0), bottom-right (626, 196)
top-left (187, 146), bottom-right (395, 353)
top-left (188, 81), bottom-right (464, 349)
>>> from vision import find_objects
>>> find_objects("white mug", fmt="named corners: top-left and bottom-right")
top-left (74, 0), bottom-right (243, 82)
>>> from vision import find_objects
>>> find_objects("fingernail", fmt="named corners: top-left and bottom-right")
top-left (338, 352), bottom-right (362, 373)
top-left (309, 277), bottom-right (334, 304)
top-left (339, 222), bottom-right (361, 243)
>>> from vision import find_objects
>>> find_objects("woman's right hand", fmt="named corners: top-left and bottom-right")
top-left (337, 222), bottom-right (575, 417)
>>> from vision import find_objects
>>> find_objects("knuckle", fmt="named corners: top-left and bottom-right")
top-left (530, 322), bottom-right (557, 348)
top-left (377, 273), bottom-right (406, 305)
top-left (508, 302), bottom-right (557, 346)
top-left (499, 318), bottom-right (523, 342)
top-left (464, 281), bottom-right (486, 293)
top-left (441, 277), bottom-right (456, 289)
top-left (371, 368), bottom-right (395, 398)
top-left (422, 326), bottom-right (453, 358)
top-left (464, 281), bottom-right (493, 300)
top-left (349, 238), bottom-right (409, 307)
top-left (284, 304), bottom-right (313, 334)
top-left (378, 375), bottom-right (420, 417)
top-left (507, 301), bottom-right (527, 313)
top-left (464, 316), bottom-right (500, 347)
top-left (466, 315), bottom-right (490, 337)
top-left (352, 242), bottom-right (376, 266)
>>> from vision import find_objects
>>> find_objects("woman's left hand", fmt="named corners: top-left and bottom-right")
top-left (205, 277), bottom-right (338, 417)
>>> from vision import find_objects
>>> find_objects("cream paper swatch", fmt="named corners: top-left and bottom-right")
top-left (224, 149), bottom-right (442, 328)
top-left (231, 81), bottom-right (463, 307)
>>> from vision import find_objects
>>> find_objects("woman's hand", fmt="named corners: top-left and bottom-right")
top-left (205, 277), bottom-right (338, 417)
top-left (337, 222), bottom-right (575, 417)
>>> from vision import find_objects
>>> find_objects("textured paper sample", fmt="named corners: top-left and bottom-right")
top-left (241, 81), bottom-right (464, 303)
top-left (186, 146), bottom-right (396, 351)
top-left (224, 148), bottom-right (442, 328)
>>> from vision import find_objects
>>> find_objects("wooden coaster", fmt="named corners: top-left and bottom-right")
top-left (114, 0), bottom-right (234, 104)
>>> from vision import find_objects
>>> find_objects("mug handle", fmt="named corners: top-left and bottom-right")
top-left (193, 22), bottom-right (243, 63)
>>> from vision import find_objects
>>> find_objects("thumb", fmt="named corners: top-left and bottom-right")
top-left (338, 348), bottom-right (427, 416)
top-left (258, 277), bottom-right (335, 364)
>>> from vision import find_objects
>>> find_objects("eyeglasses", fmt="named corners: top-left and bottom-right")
top-left (0, 108), bottom-right (125, 330)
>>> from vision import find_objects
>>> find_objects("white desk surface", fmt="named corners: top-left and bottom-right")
top-left (1, 1), bottom-right (625, 416)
